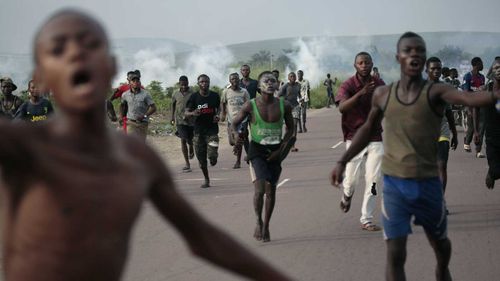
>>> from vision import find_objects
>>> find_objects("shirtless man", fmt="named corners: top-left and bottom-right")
top-left (231, 71), bottom-right (294, 242)
top-left (330, 32), bottom-right (499, 281)
top-left (0, 10), bottom-right (291, 281)
top-left (324, 73), bottom-right (337, 108)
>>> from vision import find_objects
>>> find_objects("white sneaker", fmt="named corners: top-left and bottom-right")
top-left (464, 144), bottom-right (471, 152)
top-left (476, 152), bottom-right (485, 158)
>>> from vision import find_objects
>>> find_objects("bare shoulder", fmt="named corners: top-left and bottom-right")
top-left (373, 84), bottom-right (391, 110)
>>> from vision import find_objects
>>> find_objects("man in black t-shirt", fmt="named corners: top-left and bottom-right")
top-left (15, 80), bottom-right (54, 122)
top-left (186, 74), bottom-right (220, 188)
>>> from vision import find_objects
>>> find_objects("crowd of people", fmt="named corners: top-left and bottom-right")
top-left (0, 9), bottom-right (499, 281)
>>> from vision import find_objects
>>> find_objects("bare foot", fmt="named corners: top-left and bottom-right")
top-left (262, 227), bottom-right (270, 242)
top-left (254, 224), bottom-right (263, 241)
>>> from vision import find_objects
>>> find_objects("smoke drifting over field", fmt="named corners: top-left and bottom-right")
top-left (114, 44), bottom-right (236, 88)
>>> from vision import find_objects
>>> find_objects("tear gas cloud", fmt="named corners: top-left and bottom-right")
top-left (114, 44), bottom-right (236, 89)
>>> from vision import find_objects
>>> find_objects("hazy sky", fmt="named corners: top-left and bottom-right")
top-left (1, 0), bottom-right (499, 54)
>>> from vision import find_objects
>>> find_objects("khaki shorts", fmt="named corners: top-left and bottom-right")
top-left (127, 120), bottom-right (148, 140)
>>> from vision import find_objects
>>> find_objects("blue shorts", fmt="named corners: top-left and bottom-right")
top-left (382, 175), bottom-right (447, 240)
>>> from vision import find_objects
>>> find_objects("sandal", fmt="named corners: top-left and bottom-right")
top-left (361, 222), bottom-right (381, 231)
top-left (340, 194), bottom-right (352, 213)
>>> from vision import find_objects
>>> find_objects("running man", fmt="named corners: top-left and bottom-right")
top-left (185, 74), bottom-right (220, 188)
top-left (0, 77), bottom-right (23, 119)
top-left (231, 71), bottom-right (294, 242)
top-left (330, 32), bottom-right (499, 281)
top-left (0, 10), bottom-right (292, 281)
top-left (426, 57), bottom-right (458, 202)
top-left (324, 73), bottom-right (337, 108)
top-left (279, 72), bottom-right (301, 152)
top-left (14, 79), bottom-right (54, 122)
top-left (335, 51), bottom-right (385, 231)
top-left (221, 72), bottom-right (250, 169)
top-left (171, 75), bottom-right (195, 172)
top-left (120, 70), bottom-right (156, 140)
top-left (462, 57), bottom-right (486, 158)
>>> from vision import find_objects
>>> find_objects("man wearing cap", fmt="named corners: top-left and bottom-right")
top-left (0, 77), bottom-right (23, 120)
top-left (119, 70), bottom-right (156, 140)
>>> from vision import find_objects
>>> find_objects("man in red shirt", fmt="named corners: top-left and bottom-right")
top-left (107, 70), bottom-right (144, 126)
top-left (335, 52), bottom-right (385, 231)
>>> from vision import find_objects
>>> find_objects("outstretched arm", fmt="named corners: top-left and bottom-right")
top-left (438, 83), bottom-right (499, 107)
top-left (330, 86), bottom-right (386, 186)
top-left (146, 147), bottom-right (292, 280)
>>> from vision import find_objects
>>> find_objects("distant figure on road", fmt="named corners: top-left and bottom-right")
top-left (0, 10), bottom-right (292, 281)
top-left (232, 71), bottom-right (295, 242)
top-left (323, 73), bottom-right (337, 108)
top-left (330, 31), bottom-right (500, 281)
top-left (297, 70), bottom-right (310, 132)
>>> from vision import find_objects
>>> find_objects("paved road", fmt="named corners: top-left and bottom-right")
top-left (124, 107), bottom-right (500, 281)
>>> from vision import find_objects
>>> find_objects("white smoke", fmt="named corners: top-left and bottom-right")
top-left (114, 44), bottom-right (236, 89)
top-left (286, 36), bottom-right (371, 86)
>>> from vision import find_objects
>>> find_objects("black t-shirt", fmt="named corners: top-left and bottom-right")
top-left (14, 98), bottom-right (54, 122)
top-left (187, 91), bottom-right (220, 135)
top-left (240, 78), bottom-right (258, 99)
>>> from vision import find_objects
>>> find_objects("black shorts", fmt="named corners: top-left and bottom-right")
top-left (437, 141), bottom-right (450, 163)
top-left (176, 125), bottom-right (194, 141)
top-left (250, 157), bottom-right (282, 186)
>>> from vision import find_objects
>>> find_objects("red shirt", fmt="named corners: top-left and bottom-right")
top-left (112, 84), bottom-right (144, 99)
top-left (335, 74), bottom-right (385, 141)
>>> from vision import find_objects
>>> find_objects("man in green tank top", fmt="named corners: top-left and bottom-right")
top-left (330, 32), bottom-right (500, 281)
top-left (231, 71), bottom-right (295, 243)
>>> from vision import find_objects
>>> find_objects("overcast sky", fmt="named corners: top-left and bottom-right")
top-left (1, 0), bottom-right (499, 54)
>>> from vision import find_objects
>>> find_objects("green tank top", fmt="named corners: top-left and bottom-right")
top-left (382, 81), bottom-right (442, 178)
top-left (250, 98), bottom-right (284, 145)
